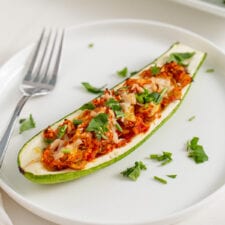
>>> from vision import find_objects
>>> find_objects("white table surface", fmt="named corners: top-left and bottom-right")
top-left (0, 0), bottom-right (225, 224)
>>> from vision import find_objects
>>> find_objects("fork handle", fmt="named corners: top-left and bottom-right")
top-left (0, 95), bottom-right (30, 167)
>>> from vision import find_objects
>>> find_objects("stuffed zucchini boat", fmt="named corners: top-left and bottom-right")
top-left (18, 42), bottom-right (206, 184)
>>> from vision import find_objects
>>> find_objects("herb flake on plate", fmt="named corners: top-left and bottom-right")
top-left (187, 137), bottom-right (208, 163)
top-left (117, 67), bottom-right (128, 78)
top-left (121, 161), bottom-right (147, 181)
top-left (154, 176), bottom-right (167, 184)
top-left (206, 68), bottom-right (215, 73)
top-left (188, 115), bottom-right (196, 122)
top-left (81, 82), bottom-right (105, 94)
top-left (88, 43), bottom-right (94, 48)
top-left (150, 151), bottom-right (173, 166)
top-left (167, 174), bottom-right (177, 179)
top-left (19, 114), bottom-right (36, 134)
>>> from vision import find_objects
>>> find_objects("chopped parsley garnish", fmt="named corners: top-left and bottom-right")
top-left (186, 137), bottom-right (208, 163)
top-left (80, 102), bottom-right (95, 110)
top-left (44, 138), bottom-right (54, 144)
top-left (206, 68), bottom-right (215, 73)
top-left (188, 115), bottom-right (196, 122)
top-left (88, 43), bottom-right (94, 48)
top-left (136, 88), bottom-right (152, 104)
top-left (19, 118), bottom-right (26, 124)
top-left (73, 119), bottom-right (83, 126)
top-left (61, 148), bottom-right (71, 154)
top-left (150, 64), bottom-right (160, 76)
top-left (150, 151), bottom-right (173, 166)
top-left (121, 161), bottom-right (147, 181)
top-left (136, 88), bottom-right (167, 105)
top-left (154, 176), bottom-right (167, 184)
top-left (168, 52), bottom-right (195, 66)
top-left (19, 114), bottom-right (36, 134)
top-left (81, 82), bottom-right (105, 94)
top-left (130, 71), bottom-right (138, 76)
top-left (155, 88), bottom-right (167, 104)
top-left (86, 113), bottom-right (109, 140)
top-left (106, 98), bottom-right (124, 118)
top-left (167, 174), bottom-right (177, 179)
top-left (115, 122), bottom-right (123, 132)
top-left (57, 124), bottom-right (67, 138)
top-left (117, 67), bottom-right (128, 78)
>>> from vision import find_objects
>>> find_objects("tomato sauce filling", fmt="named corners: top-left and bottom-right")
top-left (41, 62), bottom-right (192, 171)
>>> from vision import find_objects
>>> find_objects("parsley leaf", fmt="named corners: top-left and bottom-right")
top-left (106, 98), bottom-right (124, 118)
top-left (117, 67), bottom-right (128, 78)
top-left (86, 113), bottom-right (109, 139)
top-left (150, 64), bottom-right (160, 76)
top-left (80, 102), bottom-right (95, 110)
top-left (154, 176), bottom-right (167, 184)
top-left (206, 68), bottom-right (215, 73)
top-left (150, 151), bottom-right (173, 166)
top-left (154, 88), bottom-right (167, 104)
top-left (115, 122), bottom-right (123, 132)
top-left (168, 52), bottom-right (195, 66)
top-left (121, 161), bottom-right (147, 181)
top-left (130, 71), bottom-right (138, 76)
top-left (73, 119), bottom-right (83, 126)
top-left (81, 82), bottom-right (105, 94)
top-left (167, 174), bottom-right (177, 179)
top-left (88, 43), bottom-right (94, 48)
top-left (19, 118), bottom-right (26, 124)
top-left (61, 148), bottom-right (71, 154)
top-left (136, 88), bottom-right (152, 104)
top-left (19, 114), bottom-right (36, 134)
top-left (136, 88), bottom-right (167, 105)
top-left (57, 124), bottom-right (67, 138)
top-left (188, 115), bottom-right (196, 122)
top-left (186, 137), bottom-right (208, 163)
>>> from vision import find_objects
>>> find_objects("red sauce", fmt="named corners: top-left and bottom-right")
top-left (42, 62), bottom-right (192, 171)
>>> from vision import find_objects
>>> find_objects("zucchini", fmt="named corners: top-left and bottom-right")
top-left (18, 42), bottom-right (206, 184)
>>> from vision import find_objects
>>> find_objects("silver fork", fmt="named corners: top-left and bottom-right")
top-left (0, 29), bottom-right (64, 167)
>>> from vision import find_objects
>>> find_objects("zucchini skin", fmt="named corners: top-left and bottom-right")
top-left (18, 43), bottom-right (207, 184)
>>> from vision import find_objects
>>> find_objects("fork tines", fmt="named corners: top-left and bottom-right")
top-left (24, 28), bottom-right (64, 87)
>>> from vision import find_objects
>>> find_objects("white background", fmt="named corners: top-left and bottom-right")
top-left (0, 0), bottom-right (225, 225)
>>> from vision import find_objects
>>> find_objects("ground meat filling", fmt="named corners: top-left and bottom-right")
top-left (41, 62), bottom-right (192, 171)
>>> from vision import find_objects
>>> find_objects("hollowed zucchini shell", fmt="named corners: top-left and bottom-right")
top-left (17, 42), bottom-right (206, 184)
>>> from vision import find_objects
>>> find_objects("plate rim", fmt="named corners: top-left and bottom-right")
top-left (1, 18), bottom-right (225, 225)
top-left (173, 0), bottom-right (225, 18)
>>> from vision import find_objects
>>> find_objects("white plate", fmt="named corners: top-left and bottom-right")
top-left (1, 19), bottom-right (225, 225)
top-left (173, 0), bottom-right (225, 17)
